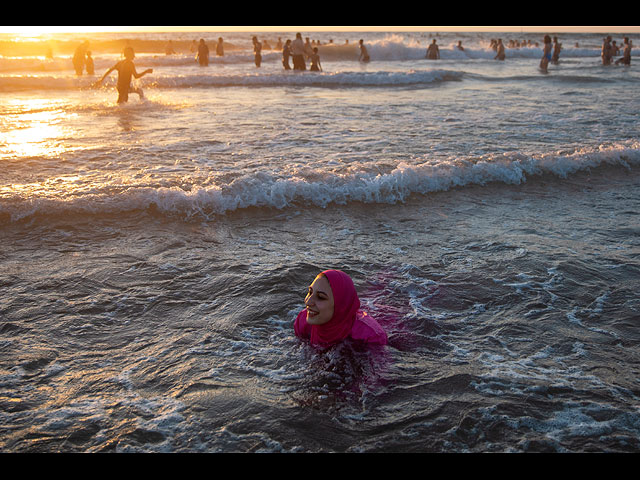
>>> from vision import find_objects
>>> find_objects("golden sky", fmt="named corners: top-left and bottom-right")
top-left (2, 26), bottom-right (640, 35)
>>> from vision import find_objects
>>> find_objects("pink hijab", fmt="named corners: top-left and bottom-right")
top-left (309, 269), bottom-right (361, 347)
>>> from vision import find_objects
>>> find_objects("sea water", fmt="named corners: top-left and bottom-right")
top-left (1, 29), bottom-right (640, 452)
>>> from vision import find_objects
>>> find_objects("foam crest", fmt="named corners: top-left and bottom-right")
top-left (0, 68), bottom-right (464, 92)
top-left (2, 143), bottom-right (638, 223)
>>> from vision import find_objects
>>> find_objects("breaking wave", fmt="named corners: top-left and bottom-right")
top-left (2, 142), bottom-right (638, 223)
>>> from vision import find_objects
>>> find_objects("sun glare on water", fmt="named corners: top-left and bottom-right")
top-left (1, 99), bottom-right (77, 160)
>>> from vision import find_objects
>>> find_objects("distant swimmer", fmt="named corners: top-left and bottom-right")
top-left (494, 39), bottom-right (505, 61)
top-left (551, 36), bottom-right (562, 63)
top-left (95, 46), bottom-right (153, 104)
top-left (426, 39), bottom-right (440, 59)
top-left (359, 39), bottom-right (370, 63)
top-left (615, 37), bottom-right (632, 65)
top-left (291, 33), bottom-right (306, 70)
top-left (540, 35), bottom-right (552, 73)
top-left (304, 37), bottom-right (313, 59)
top-left (85, 51), bottom-right (94, 75)
top-left (309, 47), bottom-right (322, 71)
top-left (456, 41), bottom-right (464, 51)
top-left (253, 36), bottom-right (262, 67)
top-left (602, 36), bottom-right (613, 65)
top-left (216, 37), bottom-right (224, 57)
top-left (72, 40), bottom-right (89, 75)
top-left (282, 39), bottom-right (292, 70)
top-left (196, 39), bottom-right (209, 66)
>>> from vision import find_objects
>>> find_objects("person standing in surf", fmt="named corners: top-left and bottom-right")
top-left (494, 38), bottom-right (505, 61)
top-left (551, 36), bottom-right (562, 63)
top-left (602, 36), bottom-right (613, 65)
top-left (540, 35), bottom-right (553, 73)
top-left (309, 47), bottom-right (322, 71)
top-left (291, 33), bottom-right (306, 70)
top-left (196, 39), bottom-right (209, 66)
top-left (94, 46), bottom-right (153, 103)
top-left (615, 37), bottom-right (632, 65)
top-left (253, 36), bottom-right (262, 68)
top-left (426, 39), bottom-right (440, 59)
top-left (359, 39), bottom-right (370, 63)
top-left (282, 39), bottom-right (292, 70)
top-left (72, 40), bottom-right (89, 75)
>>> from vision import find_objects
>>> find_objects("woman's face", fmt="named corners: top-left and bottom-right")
top-left (304, 274), bottom-right (334, 326)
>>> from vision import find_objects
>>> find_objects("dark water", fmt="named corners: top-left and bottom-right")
top-left (2, 29), bottom-right (640, 452)
top-left (2, 164), bottom-right (639, 452)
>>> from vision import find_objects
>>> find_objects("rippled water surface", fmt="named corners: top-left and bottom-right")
top-left (1, 29), bottom-right (640, 452)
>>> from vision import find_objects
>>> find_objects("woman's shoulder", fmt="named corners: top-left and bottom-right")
top-left (351, 311), bottom-right (387, 344)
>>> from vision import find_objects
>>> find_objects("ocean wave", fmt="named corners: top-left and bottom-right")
top-left (2, 143), bottom-right (639, 224)
top-left (0, 69), bottom-right (465, 92)
top-left (147, 69), bottom-right (465, 89)
top-left (0, 52), bottom-right (276, 73)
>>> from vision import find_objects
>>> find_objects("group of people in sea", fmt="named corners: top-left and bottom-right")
top-left (182, 33), bottom-right (366, 71)
top-left (74, 32), bottom-right (633, 105)
top-left (280, 33), bottom-right (331, 71)
top-left (280, 34), bottom-right (370, 70)
top-left (423, 34), bottom-right (633, 73)
top-left (601, 35), bottom-right (633, 66)
top-left (71, 40), bottom-right (95, 76)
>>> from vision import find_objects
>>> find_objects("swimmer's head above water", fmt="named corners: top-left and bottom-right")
top-left (301, 270), bottom-right (361, 345)
top-left (295, 269), bottom-right (387, 347)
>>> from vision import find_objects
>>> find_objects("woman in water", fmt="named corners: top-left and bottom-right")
top-left (540, 35), bottom-right (552, 73)
top-left (294, 270), bottom-right (387, 348)
top-left (359, 39), bottom-right (370, 63)
top-left (253, 36), bottom-right (262, 68)
top-left (309, 47), bottom-right (322, 71)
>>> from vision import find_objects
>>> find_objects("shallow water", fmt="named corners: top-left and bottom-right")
top-left (1, 30), bottom-right (640, 452)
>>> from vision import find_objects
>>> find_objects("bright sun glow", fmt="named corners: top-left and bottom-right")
top-left (1, 99), bottom-right (76, 159)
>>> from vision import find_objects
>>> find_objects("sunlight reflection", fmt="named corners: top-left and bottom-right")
top-left (1, 98), bottom-right (76, 159)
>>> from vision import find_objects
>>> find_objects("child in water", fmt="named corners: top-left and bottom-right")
top-left (95, 46), bottom-right (153, 103)
top-left (294, 269), bottom-right (387, 348)
top-left (309, 47), bottom-right (322, 71)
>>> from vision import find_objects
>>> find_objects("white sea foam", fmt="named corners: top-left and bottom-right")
top-left (2, 142), bottom-right (638, 222)
top-left (0, 68), bottom-right (466, 92)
